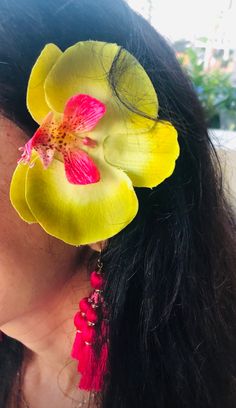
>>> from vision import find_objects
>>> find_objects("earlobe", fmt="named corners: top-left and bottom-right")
top-left (88, 240), bottom-right (107, 252)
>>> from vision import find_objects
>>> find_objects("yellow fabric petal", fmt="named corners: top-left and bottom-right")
top-left (27, 44), bottom-right (62, 124)
top-left (103, 121), bottom-right (180, 188)
top-left (25, 156), bottom-right (138, 245)
top-left (10, 156), bottom-right (37, 223)
top-left (44, 41), bottom-right (158, 137)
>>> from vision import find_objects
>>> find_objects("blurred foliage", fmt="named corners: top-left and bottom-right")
top-left (177, 46), bottom-right (236, 129)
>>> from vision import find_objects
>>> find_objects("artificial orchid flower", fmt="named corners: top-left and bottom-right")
top-left (10, 41), bottom-right (180, 245)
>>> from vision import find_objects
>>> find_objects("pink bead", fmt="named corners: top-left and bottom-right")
top-left (82, 325), bottom-right (96, 343)
top-left (86, 305), bottom-right (98, 323)
top-left (74, 312), bottom-right (86, 330)
top-left (93, 292), bottom-right (101, 304)
top-left (79, 297), bottom-right (90, 313)
top-left (90, 271), bottom-right (104, 290)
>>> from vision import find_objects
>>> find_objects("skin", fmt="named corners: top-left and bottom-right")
top-left (0, 114), bottom-right (103, 407)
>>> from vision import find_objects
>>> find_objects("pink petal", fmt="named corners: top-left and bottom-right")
top-left (17, 112), bottom-right (55, 168)
top-left (63, 94), bottom-right (106, 133)
top-left (17, 138), bottom-right (35, 166)
top-left (31, 127), bottom-right (55, 168)
top-left (63, 149), bottom-right (100, 185)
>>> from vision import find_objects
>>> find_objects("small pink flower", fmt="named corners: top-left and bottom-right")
top-left (18, 94), bottom-right (106, 185)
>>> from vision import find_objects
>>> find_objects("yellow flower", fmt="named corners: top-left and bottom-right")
top-left (10, 41), bottom-right (180, 245)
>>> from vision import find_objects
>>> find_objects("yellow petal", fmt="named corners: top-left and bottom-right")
top-left (104, 120), bottom-right (180, 188)
top-left (27, 44), bottom-right (62, 124)
top-left (44, 41), bottom-right (158, 137)
top-left (25, 156), bottom-right (138, 245)
top-left (106, 45), bottom-right (159, 132)
top-left (10, 155), bottom-right (37, 223)
top-left (44, 41), bottom-right (119, 113)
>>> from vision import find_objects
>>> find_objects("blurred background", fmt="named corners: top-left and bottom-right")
top-left (127, 0), bottom-right (236, 207)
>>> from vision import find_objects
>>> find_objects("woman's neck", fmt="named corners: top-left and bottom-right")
top-left (2, 247), bottom-right (97, 405)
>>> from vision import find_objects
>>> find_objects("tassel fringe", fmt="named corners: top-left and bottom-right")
top-left (71, 267), bottom-right (109, 392)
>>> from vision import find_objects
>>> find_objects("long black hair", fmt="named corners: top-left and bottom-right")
top-left (0, 1), bottom-right (236, 407)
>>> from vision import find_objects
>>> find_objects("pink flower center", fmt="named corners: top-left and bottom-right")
top-left (18, 94), bottom-right (106, 185)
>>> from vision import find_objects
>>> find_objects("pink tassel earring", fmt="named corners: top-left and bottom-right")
top-left (71, 252), bottom-right (109, 392)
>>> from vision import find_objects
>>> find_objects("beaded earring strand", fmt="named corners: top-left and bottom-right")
top-left (71, 251), bottom-right (109, 392)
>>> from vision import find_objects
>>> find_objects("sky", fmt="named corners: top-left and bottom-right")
top-left (126, 0), bottom-right (236, 47)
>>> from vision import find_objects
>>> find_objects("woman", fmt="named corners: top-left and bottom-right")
top-left (0, 0), bottom-right (236, 407)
